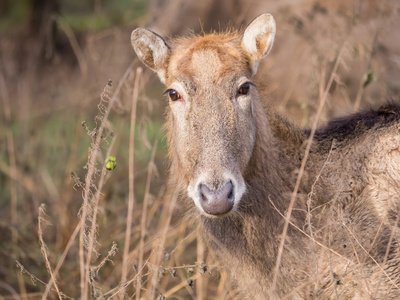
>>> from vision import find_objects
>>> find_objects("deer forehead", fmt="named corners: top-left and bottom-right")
top-left (190, 50), bottom-right (223, 83)
top-left (168, 38), bottom-right (250, 87)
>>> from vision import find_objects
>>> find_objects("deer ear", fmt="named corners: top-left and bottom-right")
top-left (131, 28), bottom-right (170, 84)
top-left (241, 14), bottom-right (276, 74)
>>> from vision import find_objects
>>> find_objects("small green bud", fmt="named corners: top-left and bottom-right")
top-left (363, 71), bottom-right (377, 88)
top-left (106, 156), bottom-right (117, 170)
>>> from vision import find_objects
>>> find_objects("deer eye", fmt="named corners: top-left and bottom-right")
top-left (237, 82), bottom-right (251, 96)
top-left (167, 89), bottom-right (181, 101)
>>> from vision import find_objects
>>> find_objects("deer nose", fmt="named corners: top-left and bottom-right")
top-left (199, 181), bottom-right (234, 215)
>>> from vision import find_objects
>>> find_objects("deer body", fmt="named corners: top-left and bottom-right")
top-left (131, 14), bottom-right (400, 299)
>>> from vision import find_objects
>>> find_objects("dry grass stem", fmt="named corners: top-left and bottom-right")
top-left (92, 241), bottom-right (118, 274)
top-left (84, 134), bottom-right (117, 285)
top-left (0, 282), bottom-right (22, 300)
top-left (306, 138), bottom-right (336, 289)
top-left (270, 43), bottom-right (347, 293)
top-left (373, 214), bottom-right (400, 294)
top-left (163, 272), bottom-right (204, 297)
top-left (16, 261), bottom-right (47, 287)
top-left (342, 223), bottom-right (372, 295)
top-left (196, 231), bottom-right (205, 300)
top-left (216, 268), bottom-right (228, 298)
top-left (269, 192), bottom-right (398, 299)
top-left (148, 190), bottom-right (179, 299)
top-left (80, 82), bottom-right (116, 299)
top-left (42, 218), bottom-right (81, 299)
top-left (136, 138), bottom-right (159, 299)
top-left (353, 17), bottom-right (382, 111)
top-left (341, 222), bottom-right (400, 291)
top-left (38, 205), bottom-right (63, 300)
top-left (0, 72), bottom-right (27, 297)
top-left (16, 261), bottom-right (74, 300)
top-left (268, 197), bottom-right (350, 264)
top-left (52, 14), bottom-right (88, 76)
top-left (106, 253), bottom-right (154, 298)
top-left (120, 67), bottom-right (142, 286)
top-left (0, 160), bottom-right (43, 197)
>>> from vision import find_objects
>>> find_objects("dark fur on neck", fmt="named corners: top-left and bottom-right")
top-left (313, 103), bottom-right (400, 142)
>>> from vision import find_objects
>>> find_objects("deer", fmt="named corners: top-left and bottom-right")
top-left (131, 14), bottom-right (400, 299)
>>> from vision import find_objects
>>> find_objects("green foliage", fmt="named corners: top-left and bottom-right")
top-left (62, 14), bottom-right (112, 31)
top-left (0, 0), bottom-right (31, 30)
top-left (0, 0), bottom-right (149, 32)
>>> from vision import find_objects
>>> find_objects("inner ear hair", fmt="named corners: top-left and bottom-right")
top-left (131, 28), bottom-right (170, 83)
top-left (241, 14), bottom-right (276, 74)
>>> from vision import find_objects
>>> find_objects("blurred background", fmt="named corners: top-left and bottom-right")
top-left (1, 0), bottom-right (399, 299)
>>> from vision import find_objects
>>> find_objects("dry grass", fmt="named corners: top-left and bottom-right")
top-left (270, 43), bottom-right (347, 294)
top-left (0, 0), bottom-right (399, 299)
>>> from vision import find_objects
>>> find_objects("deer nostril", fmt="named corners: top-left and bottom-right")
top-left (200, 187), bottom-right (207, 201)
top-left (199, 181), bottom-right (234, 215)
top-left (227, 188), bottom-right (234, 201)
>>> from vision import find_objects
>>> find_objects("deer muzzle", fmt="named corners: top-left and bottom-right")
top-left (199, 181), bottom-right (235, 215)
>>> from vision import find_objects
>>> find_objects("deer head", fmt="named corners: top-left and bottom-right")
top-left (131, 14), bottom-right (276, 216)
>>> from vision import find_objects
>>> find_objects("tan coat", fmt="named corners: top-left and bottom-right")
top-left (131, 14), bottom-right (400, 299)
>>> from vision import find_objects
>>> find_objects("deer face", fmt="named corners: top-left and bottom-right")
top-left (131, 14), bottom-right (276, 217)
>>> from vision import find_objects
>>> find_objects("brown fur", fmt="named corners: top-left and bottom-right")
top-left (131, 14), bottom-right (400, 299)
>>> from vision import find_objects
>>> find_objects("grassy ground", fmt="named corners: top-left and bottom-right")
top-left (1, 0), bottom-right (399, 299)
